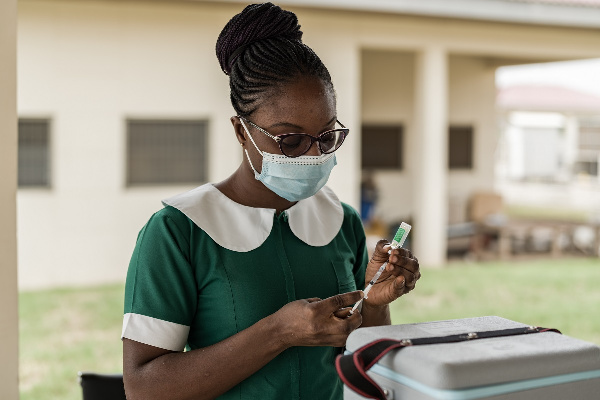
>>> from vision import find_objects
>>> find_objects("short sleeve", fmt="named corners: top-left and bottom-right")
top-left (121, 207), bottom-right (197, 351)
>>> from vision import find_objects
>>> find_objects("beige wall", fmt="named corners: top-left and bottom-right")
top-left (447, 55), bottom-right (498, 223)
top-left (17, 0), bottom-right (600, 285)
top-left (18, 0), bottom-right (235, 288)
top-left (362, 51), bottom-right (498, 224)
top-left (17, 0), bottom-right (363, 289)
top-left (361, 50), bottom-right (416, 223)
top-left (1, 0), bottom-right (19, 397)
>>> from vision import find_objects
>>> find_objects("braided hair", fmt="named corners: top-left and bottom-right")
top-left (216, 2), bottom-right (334, 117)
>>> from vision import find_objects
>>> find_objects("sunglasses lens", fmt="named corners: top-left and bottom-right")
top-left (281, 135), bottom-right (313, 157)
top-left (279, 129), bottom-right (347, 157)
top-left (320, 130), bottom-right (345, 153)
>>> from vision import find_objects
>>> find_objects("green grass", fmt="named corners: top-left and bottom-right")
top-left (391, 258), bottom-right (600, 344)
top-left (19, 284), bottom-right (125, 400)
top-left (19, 258), bottom-right (600, 399)
top-left (504, 204), bottom-right (590, 222)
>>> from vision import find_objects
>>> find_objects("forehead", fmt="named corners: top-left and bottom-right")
top-left (252, 76), bottom-right (336, 128)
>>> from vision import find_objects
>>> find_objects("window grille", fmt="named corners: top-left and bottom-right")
top-left (18, 119), bottom-right (50, 187)
top-left (127, 119), bottom-right (208, 185)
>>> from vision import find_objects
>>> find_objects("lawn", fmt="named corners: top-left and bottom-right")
top-left (390, 258), bottom-right (600, 345)
top-left (19, 258), bottom-right (600, 399)
top-left (19, 284), bottom-right (124, 400)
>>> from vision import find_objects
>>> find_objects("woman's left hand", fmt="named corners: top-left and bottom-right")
top-left (363, 239), bottom-right (421, 307)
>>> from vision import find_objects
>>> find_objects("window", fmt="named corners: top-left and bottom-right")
top-left (448, 125), bottom-right (473, 169)
top-left (579, 125), bottom-right (600, 152)
top-left (577, 118), bottom-right (600, 177)
top-left (18, 119), bottom-right (50, 187)
top-left (361, 125), bottom-right (403, 169)
top-left (127, 119), bottom-right (208, 185)
top-left (575, 161), bottom-right (598, 176)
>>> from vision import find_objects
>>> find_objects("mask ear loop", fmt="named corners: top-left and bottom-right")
top-left (239, 118), bottom-right (262, 175)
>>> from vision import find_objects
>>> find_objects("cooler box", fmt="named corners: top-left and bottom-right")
top-left (342, 316), bottom-right (600, 399)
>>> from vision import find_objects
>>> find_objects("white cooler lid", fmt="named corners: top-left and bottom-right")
top-left (345, 316), bottom-right (600, 390)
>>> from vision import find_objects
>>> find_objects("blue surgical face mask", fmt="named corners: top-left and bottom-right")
top-left (241, 120), bottom-right (337, 202)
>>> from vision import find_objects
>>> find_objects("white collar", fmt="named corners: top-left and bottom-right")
top-left (162, 184), bottom-right (344, 252)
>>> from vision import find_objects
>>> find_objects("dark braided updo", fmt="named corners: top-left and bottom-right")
top-left (216, 2), bottom-right (334, 117)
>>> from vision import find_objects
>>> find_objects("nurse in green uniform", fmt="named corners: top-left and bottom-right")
top-left (122, 3), bottom-right (421, 399)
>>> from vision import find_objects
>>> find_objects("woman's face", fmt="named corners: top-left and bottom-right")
top-left (242, 76), bottom-right (337, 172)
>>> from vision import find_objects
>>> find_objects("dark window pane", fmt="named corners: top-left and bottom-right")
top-left (574, 161), bottom-right (598, 176)
top-left (361, 125), bottom-right (403, 169)
top-left (18, 119), bottom-right (50, 187)
top-left (449, 126), bottom-right (473, 169)
top-left (127, 120), bottom-right (207, 185)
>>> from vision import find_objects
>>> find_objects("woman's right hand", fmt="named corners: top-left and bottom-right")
top-left (272, 290), bottom-right (364, 348)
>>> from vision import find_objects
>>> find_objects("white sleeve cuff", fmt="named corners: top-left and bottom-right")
top-left (121, 313), bottom-right (190, 351)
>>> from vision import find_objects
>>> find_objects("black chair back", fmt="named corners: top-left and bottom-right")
top-left (79, 372), bottom-right (126, 400)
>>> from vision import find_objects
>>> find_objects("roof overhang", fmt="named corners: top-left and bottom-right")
top-left (202, 0), bottom-right (600, 29)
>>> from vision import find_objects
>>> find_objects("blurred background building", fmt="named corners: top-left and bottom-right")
top-left (497, 85), bottom-right (600, 202)
top-left (14, 0), bottom-right (600, 289)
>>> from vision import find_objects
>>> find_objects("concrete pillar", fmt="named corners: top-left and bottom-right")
top-left (563, 114), bottom-right (579, 181)
top-left (412, 46), bottom-right (448, 267)
top-left (0, 0), bottom-right (19, 398)
top-left (319, 42), bottom-right (362, 209)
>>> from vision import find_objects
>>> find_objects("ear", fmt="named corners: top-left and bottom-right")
top-left (230, 116), bottom-right (247, 146)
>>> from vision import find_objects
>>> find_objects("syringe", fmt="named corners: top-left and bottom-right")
top-left (349, 222), bottom-right (411, 315)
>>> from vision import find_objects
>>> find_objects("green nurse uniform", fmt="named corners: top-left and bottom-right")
top-left (122, 184), bottom-right (368, 399)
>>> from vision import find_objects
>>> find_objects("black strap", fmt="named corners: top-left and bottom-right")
top-left (336, 326), bottom-right (561, 400)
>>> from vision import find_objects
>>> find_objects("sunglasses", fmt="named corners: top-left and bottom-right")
top-left (239, 116), bottom-right (349, 158)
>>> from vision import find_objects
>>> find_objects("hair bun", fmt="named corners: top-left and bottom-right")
top-left (216, 2), bottom-right (303, 75)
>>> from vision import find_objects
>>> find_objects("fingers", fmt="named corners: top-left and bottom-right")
top-left (371, 240), bottom-right (419, 273)
top-left (334, 307), bottom-right (363, 337)
top-left (395, 267), bottom-right (421, 294)
top-left (333, 307), bottom-right (360, 320)
top-left (370, 239), bottom-right (391, 263)
top-left (393, 275), bottom-right (406, 295)
top-left (277, 297), bottom-right (362, 348)
top-left (318, 290), bottom-right (363, 313)
top-left (387, 248), bottom-right (419, 274)
top-left (381, 247), bottom-right (421, 295)
top-left (333, 308), bottom-right (350, 319)
top-left (311, 293), bottom-right (363, 345)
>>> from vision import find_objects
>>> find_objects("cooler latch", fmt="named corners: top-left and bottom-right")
top-left (382, 387), bottom-right (394, 399)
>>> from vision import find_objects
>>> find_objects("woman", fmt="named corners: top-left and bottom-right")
top-left (122, 3), bottom-right (420, 399)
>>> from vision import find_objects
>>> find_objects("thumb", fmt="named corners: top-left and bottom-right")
top-left (371, 239), bottom-right (391, 264)
top-left (319, 291), bottom-right (364, 313)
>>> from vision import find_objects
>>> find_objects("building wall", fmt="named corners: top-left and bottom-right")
top-left (362, 51), bottom-right (497, 224)
top-left (361, 50), bottom-right (415, 224)
top-left (17, 0), bottom-right (600, 286)
top-left (17, 0), bottom-right (362, 289)
top-left (18, 0), bottom-right (237, 289)
top-left (447, 55), bottom-right (498, 223)
top-left (501, 111), bottom-right (566, 180)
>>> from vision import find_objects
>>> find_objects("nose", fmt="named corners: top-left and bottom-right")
top-left (304, 139), bottom-right (322, 156)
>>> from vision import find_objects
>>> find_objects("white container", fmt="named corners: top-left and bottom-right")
top-left (344, 316), bottom-right (600, 399)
